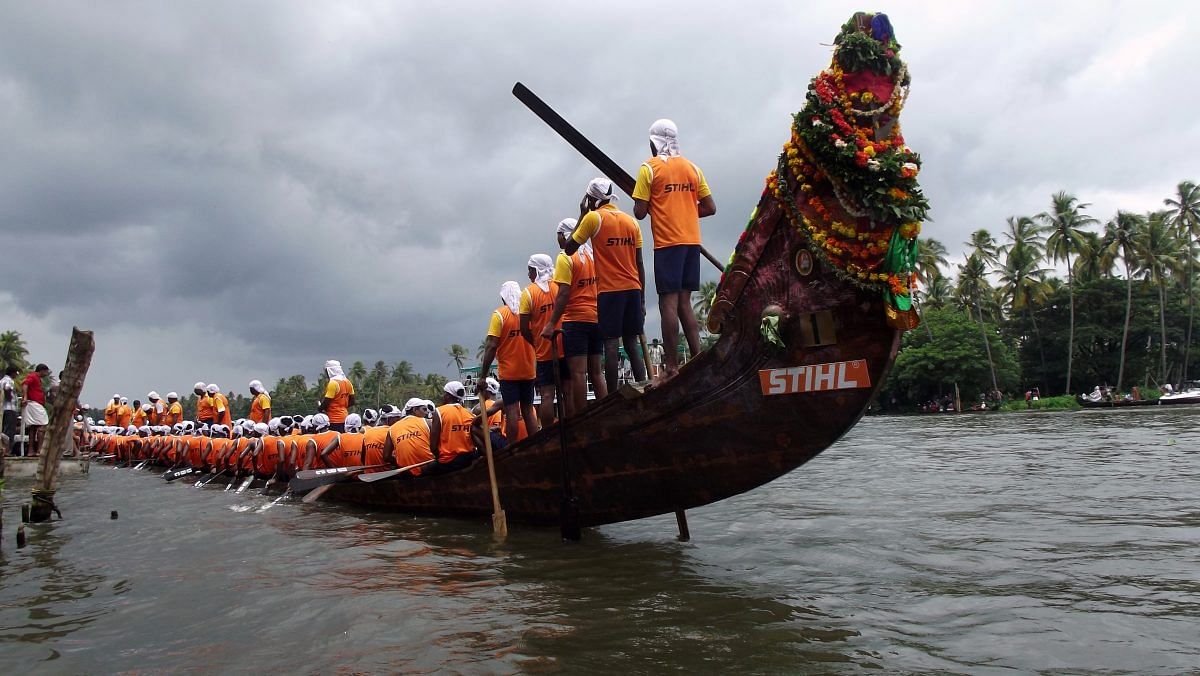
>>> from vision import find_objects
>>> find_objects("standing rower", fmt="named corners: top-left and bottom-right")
top-left (116, 397), bottom-right (133, 430)
top-left (208, 384), bottom-right (232, 427)
top-left (164, 392), bottom-right (183, 427)
top-left (194, 382), bottom-right (214, 426)
top-left (478, 281), bottom-right (540, 443)
top-left (319, 360), bottom-right (355, 432)
top-left (248, 379), bottom-right (272, 424)
top-left (632, 119), bottom-right (716, 379)
top-left (147, 391), bottom-right (166, 425)
top-left (565, 178), bottom-right (648, 392)
top-left (104, 394), bottom-right (120, 426)
top-left (543, 218), bottom-right (608, 414)
top-left (132, 400), bottom-right (148, 428)
top-left (521, 253), bottom-right (570, 424)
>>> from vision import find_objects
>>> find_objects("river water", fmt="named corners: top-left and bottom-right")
top-left (2, 409), bottom-right (1198, 674)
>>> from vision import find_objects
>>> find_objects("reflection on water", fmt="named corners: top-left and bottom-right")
top-left (1, 407), bottom-right (1198, 673)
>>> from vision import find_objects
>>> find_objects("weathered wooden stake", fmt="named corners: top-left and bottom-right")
top-left (29, 327), bottom-right (95, 523)
top-left (675, 510), bottom-right (690, 541)
top-left (16, 524), bottom-right (26, 548)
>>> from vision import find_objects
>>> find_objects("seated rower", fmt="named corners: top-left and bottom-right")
top-left (301, 413), bottom-right (339, 471)
top-left (381, 398), bottom-right (436, 476)
top-left (429, 381), bottom-right (481, 474)
top-left (319, 413), bottom-right (365, 468)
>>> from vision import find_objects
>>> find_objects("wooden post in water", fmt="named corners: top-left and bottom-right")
top-left (675, 510), bottom-right (690, 541)
top-left (29, 327), bottom-right (94, 523)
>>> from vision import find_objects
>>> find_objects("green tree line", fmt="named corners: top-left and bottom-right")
top-left (881, 180), bottom-right (1200, 408)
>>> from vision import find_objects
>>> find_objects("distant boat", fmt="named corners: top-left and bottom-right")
top-left (1156, 382), bottom-right (1200, 406)
top-left (1076, 395), bottom-right (1155, 409)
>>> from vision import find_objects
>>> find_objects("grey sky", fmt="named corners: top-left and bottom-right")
top-left (2, 1), bottom-right (1196, 406)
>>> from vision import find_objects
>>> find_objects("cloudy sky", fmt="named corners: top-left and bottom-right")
top-left (2, 1), bottom-right (1196, 406)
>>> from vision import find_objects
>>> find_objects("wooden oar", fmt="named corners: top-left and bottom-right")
top-left (287, 464), bottom-right (385, 493)
top-left (293, 464), bottom-right (385, 482)
top-left (479, 423), bottom-right (508, 537)
top-left (356, 459), bottom-right (438, 483)
top-left (163, 466), bottom-right (197, 482)
top-left (551, 341), bottom-right (581, 541)
top-left (195, 469), bottom-right (226, 488)
top-left (512, 82), bottom-right (724, 272)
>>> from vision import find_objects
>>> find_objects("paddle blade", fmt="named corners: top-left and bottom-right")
top-left (493, 509), bottom-right (508, 538)
top-left (301, 483), bottom-right (337, 504)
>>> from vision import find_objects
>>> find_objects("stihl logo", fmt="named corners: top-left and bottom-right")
top-left (759, 360), bottom-right (871, 396)
top-left (663, 182), bottom-right (695, 193)
top-left (605, 237), bottom-right (637, 247)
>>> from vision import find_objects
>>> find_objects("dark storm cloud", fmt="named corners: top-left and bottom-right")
top-left (1, 1), bottom-right (1197, 403)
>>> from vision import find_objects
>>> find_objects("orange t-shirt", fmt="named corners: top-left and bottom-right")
top-left (387, 417), bottom-right (434, 475)
top-left (256, 436), bottom-right (283, 475)
top-left (639, 155), bottom-right (706, 249)
top-left (488, 306), bottom-right (536, 381)
top-left (116, 405), bottom-right (132, 429)
top-left (573, 204), bottom-right (642, 293)
top-left (553, 250), bottom-right (599, 324)
top-left (249, 393), bottom-right (271, 423)
top-left (306, 431), bottom-right (339, 469)
top-left (436, 404), bottom-right (475, 461)
top-left (521, 281), bottom-right (563, 362)
top-left (333, 432), bottom-right (365, 467)
top-left (196, 395), bottom-right (214, 422)
top-left (212, 393), bottom-right (232, 426)
top-left (323, 379), bottom-right (354, 424)
top-left (362, 426), bottom-right (389, 467)
top-left (132, 409), bottom-right (148, 428)
top-left (187, 436), bottom-right (205, 467)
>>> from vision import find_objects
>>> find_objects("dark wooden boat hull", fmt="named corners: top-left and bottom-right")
top-left (1076, 396), bottom-right (1156, 409)
top-left (327, 192), bottom-right (901, 527)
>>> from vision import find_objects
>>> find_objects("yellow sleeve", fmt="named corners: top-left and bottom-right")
top-left (260, 394), bottom-right (271, 408)
top-left (634, 221), bottom-right (643, 248)
top-left (323, 380), bottom-right (339, 399)
top-left (170, 403), bottom-right (183, 415)
top-left (572, 211), bottom-right (601, 244)
top-left (632, 163), bottom-right (653, 201)
top-left (695, 164), bottom-right (712, 199)
top-left (487, 311), bottom-right (504, 338)
top-left (553, 253), bottom-right (573, 285)
top-left (518, 289), bottom-right (532, 315)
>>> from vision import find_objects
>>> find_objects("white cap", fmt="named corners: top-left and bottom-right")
top-left (142, 403), bottom-right (152, 412)
top-left (585, 177), bottom-right (617, 203)
top-left (485, 377), bottom-right (500, 397)
top-left (312, 413), bottom-right (330, 430)
top-left (557, 217), bottom-right (578, 236)
top-left (148, 391), bottom-right (160, 400)
top-left (206, 383), bottom-right (219, 394)
top-left (363, 408), bottom-right (379, 424)
top-left (166, 391), bottom-right (178, 399)
top-left (248, 379), bottom-right (263, 393)
top-left (112, 393), bottom-right (121, 400)
top-left (444, 380), bottom-right (466, 401)
top-left (254, 422), bottom-right (270, 435)
top-left (268, 417), bottom-right (281, 432)
top-left (120, 397), bottom-right (129, 405)
top-left (194, 382), bottom-right (206, 391)
top-left (345, 413), bottom-right (362, 431)
top-left (403, 397), bottom-right (427, 414)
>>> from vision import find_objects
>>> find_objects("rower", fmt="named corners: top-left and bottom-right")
top-left (300, 413), bottom-right (339, 471)
top-left (545, 217), bottom-right (608, 414)
top-left (430, 381), bottom-right (480, 474)
top-left (521, 253), bottom-right (570, 424)
top-left (565, 178), bottom-right (648, 392)
top-left (116, 397), bottom-right (133, 429)
top-left (147, 391), bottom-right (166, 425)
top-left (319, 359), bottom-right (356, 432)
top-left (478, 281), bottom-right (540, 443)
top-left (105, 394), bottom-right (120, 426)
top-left (194, 382), bottom-right (215, 427)
top-left (380, 398), bottom-right (435, 476)
top-left (632, 119), bottom-right (716, 379)
top-left (207, 384), bottom-right (232, 427)
top-left (132, 400), bottom-right (148, 428)
top-left (164, 392), bottom-right (183, 427)
top-left (247, 380), bottom-right (271, 423)
top-left (320, 413), bottom-right (365, 468)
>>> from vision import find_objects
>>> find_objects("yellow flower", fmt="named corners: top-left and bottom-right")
top-left (863, 146), bottom-right (876, 157)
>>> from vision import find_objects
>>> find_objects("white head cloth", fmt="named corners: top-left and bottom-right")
top-left (193, 382), bottom-right (206, 391)
top-left (557, 217), bottom-right (591, 257)
top-left (206, 383), bottom-right (219, 394)
top-left (248, 379), bottom-right (263, 393)
top-left (500, 281), bottom-right (522, 314)
top-left (649, 118), bottom-right (680, 160)
top-left (166, 392), bottom-right (178, 400)
top-left (325, 359), bottom-right (347, 381)
top-left (403, 397), bottom-right (426, 415)
top-left (586, 177), bottom-right (617, 204)
top-left (528, 254), bottom-right (554, 292)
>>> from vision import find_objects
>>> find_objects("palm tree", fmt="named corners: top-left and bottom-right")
top-left (916, 237), bottom-right (949, 285)
top-left (692, 281), bottom-right (718, 329)
top-left (956, 254), bottom-right (999, 393)
top-left (476, 339), bottom-right (488, 364)
top-left (998, 216), bottom-right (1050, 388)
top-left (369, 360), bottom-right (389, 407)
top-left (1102, 211), bottom-right (1144, 391)
top-left (0, 330), bottom-right (29, 374)
top-left (349, 360), bottom-right (368, 384)
top-left (445, 344), bottom-right (470, 372)
top-left (1133, 211), bottom-right (1179, 386)
top-left (1164, 180), bottom-right (1200, 384)
top-left (965, 229), bottom-right (1000, 270)
top-left (1039, 191), bottom-right (1098, 394)
top-left (923, 274), bottom-right (952, 309)
top-left (1072, 231), bottom-right (1106, 283)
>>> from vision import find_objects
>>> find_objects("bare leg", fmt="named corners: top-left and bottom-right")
top-left (537, 383), bottom-right (556, 426)
top-left (604, 339), bottom-right (621, 393)
top-left (588, 353), bottom-right (608, 400)
top-left (569, 356), bottom-right (588, 414)
top-left (503, 402), bottom-right (521, 441)
top-left (623, 335), bottom-right (647, 381)
top-left (659, 292), bottom-right (681, 374)
top-left (521, 400), bottom-right (540, 436)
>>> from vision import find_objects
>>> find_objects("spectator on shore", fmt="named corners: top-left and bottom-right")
top-left (1, 366), bottom-right (18, 449)
top-left (22, 363), bottom-right (51, 456)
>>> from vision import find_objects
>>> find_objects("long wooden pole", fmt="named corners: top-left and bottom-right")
top-left (512, 82), bottom-right (724, 272)
top-left (30, 327), bottom-right (94, 522)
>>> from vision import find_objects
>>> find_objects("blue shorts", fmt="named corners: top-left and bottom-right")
top-left (598, 289), bottom-right (644, 339)
top-left (654, 245), bottom-right (701, 293)
top-left (562, 321), bottom-right (603, 357)
top-left (536, 359), bottom-right (572, 387)
top-left (499, 379), bottom-right (535, 407)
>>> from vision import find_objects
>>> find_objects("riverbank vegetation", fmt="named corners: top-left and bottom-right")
top-left (879, 181), bottom-right (1199, 411)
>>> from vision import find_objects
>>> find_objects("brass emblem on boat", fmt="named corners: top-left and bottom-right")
top-left (795, 249), bottom-right (814, 276)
